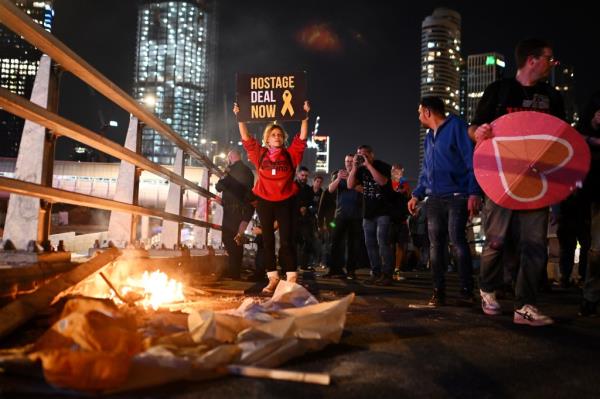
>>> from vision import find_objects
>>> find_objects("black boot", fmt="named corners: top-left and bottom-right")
top-left (428, 288), bottom-right (446, 307)
top-left (578, 299), bottom-right (598, 317)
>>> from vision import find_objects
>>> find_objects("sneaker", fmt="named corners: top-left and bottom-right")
top-left (376, 275), bottom-right (394, 286)
top-left (364, 274), bottom-right (381, 285)
top-left (346, 272), bottom-right (356, 281)
top-left (458, 289), bottom-right (475, 305)
top-left (480, 289), bottom-right (502, 315)
top-left (322, 271), bottom-right (347, 279)
top-left (578, 299), bottom-right (598, 317)
top-left (393, 269), bottom-right (406, 281)
top-left (513, 305), bottom-right (554, 326)
top-left (428, 289), bottom-right (446, 306)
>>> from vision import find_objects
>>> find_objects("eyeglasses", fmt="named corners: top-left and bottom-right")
top-left (538, 55), bottom-right (559, 65)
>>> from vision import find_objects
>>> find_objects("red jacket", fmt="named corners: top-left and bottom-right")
top-left (243, 135), bottom-right (306, 201)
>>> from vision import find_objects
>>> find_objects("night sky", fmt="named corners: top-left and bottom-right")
top-left (51, 0), bottom-right (597, 179)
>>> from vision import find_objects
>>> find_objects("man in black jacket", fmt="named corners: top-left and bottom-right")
top-left (578, 90), bottom-right (600, 316)
top-left (215, 150), bottom-right (255, 280)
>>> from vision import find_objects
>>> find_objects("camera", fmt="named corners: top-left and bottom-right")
top-left (356, 155), bottom-right (365, 164)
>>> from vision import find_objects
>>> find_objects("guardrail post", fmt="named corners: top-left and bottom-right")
top-left (107, 116), bottom-right (140, 247)
top-left (162, 149), bottom-right (184, 249)
top-left (206, 169), bottom-right (212, 247)
top-left (38, 62), bottom-right (61, 248)
top-left (129, 121), bottom-right (143, 244)
top-left (3, 55), bottom-right (59, 251)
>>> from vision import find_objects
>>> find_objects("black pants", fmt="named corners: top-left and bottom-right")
top-left (221, 208), bottom-right (246, 279)
top-left (557, 194), bottom-right (591, 282)
top-left (256, 196), bottom-right (295, 272)
top-left (296, 216), bottom-right (318, 268)
top-left (330, 217), bottom-right (363, 274)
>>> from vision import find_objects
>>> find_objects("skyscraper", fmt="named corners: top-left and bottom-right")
top-left (466, 52), bottom-right (505, 123)
top-left (0, 0), bottom-right (54, 157)
top-left (459, 59), bottom-right (467, 120)
top-left (134, 0), bottom-right (215, 165)
top-left (313, 135), bottom-right (330, 174)
top-left (419, 8), bottom-right (462, 164)
top-left (551, 65), bottom-right (577, 125)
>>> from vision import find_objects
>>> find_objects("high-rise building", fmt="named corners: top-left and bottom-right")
top-left (466, 52), bottom-right (505, 123)
top-left (459, 59), bottom-right (467, 120)
top-left (134, 0), bottom-right (215, 165)
top-left (0, 0), bottom-right (54, 157)
top-left (551, 65), bottom-right (577, 125)
top-left (313, 135), bottom-right (330, 174)
top-left (419, 8), bottom-right (462, 164)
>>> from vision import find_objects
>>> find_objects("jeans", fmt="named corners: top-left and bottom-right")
top-left (363, 215), bottom-right (394, 276)
top-left (583, 202), bottom-right (600, 302)
top-left (479, 199), bottom-right (548, 308)
top-left (426, 195), bottom-right (473, 293)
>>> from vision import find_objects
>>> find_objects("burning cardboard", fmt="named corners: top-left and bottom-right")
top-left (1, 280), bottom-right (353, 393)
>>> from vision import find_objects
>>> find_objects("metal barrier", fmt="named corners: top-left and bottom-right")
top-left (0, 0), bottom-right (224, 247)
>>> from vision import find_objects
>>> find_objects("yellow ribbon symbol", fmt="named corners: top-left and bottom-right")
top-left (281, 90), bottom-right (294, 117)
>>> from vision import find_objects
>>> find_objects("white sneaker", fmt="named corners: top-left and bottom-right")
top-left (286, 271), bottom-right (298, 284)
top-left (261, 271), bottom-right (280, 294)
top-left (513, 305), bottom-right (554, 326)
top-left (480, 289), bottom-right (502, 315)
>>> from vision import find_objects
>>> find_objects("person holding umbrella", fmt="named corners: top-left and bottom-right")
top-left (469, 38), bottom-right (565, 326)
top-left (233, 101), bottom-right (311, 294)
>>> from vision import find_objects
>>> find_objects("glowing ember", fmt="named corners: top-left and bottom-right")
top-left (117, 270), bottom-right (185, 310)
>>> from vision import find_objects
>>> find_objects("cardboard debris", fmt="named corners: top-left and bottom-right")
top-left (0, 280), bottom-right (354, 393)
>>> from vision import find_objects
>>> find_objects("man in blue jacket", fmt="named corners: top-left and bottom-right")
top-left (408, 96), bottom-right (482, 306)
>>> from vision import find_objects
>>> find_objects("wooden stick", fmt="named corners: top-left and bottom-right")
top-left (201, 287), bottom-right (246, 296)
top-left (226, 365), bottom-right (330, 385)
top-left (0, 248), bottom-right (121, 340)
top-left (98, 272), bottom-right (130, 304)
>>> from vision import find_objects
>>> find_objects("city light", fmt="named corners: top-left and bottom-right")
top-left (143, 94), bottom-right (156, 107)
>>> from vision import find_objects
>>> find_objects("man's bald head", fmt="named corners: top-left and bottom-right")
top-left (227, 150), bottom-right (242, 164)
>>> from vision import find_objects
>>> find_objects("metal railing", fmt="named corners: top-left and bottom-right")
top-left (0, 0), bottom-right (224, 246)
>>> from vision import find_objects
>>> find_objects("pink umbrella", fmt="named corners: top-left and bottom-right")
top-left (474, 111), bottom-right (590, 210)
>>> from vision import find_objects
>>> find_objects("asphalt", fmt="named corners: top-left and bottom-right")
top-left (1, 268), bottom-right (599, 399)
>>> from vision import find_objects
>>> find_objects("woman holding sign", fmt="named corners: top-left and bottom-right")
top-left (233, 101), bottom-right (310, 294)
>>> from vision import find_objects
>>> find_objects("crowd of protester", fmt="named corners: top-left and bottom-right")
top-left (217, 38), bottom-right (600, 326)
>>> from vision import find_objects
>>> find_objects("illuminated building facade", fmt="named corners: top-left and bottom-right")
top-left (313, 135), bottom-right (329, 174)
top-left (551, 65), bottom-right (577, 125)
top-left (134, 0), bottom-right (215, 165)
top-left (466, 52), bottom-right (505, 123)
top-left (0, 0), bottom-right (54, 157)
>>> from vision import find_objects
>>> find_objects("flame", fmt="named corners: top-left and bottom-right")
top-left (116, 270), bottom-right (185, 310)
